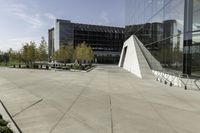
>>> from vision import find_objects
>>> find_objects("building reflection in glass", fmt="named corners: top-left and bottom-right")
top-left (126, 0), bottom-right (200, 77)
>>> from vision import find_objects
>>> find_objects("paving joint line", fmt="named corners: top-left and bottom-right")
top-left (109, 96), bottom-right (114, 133)
top-left (49, 74), bottom-right (95, 133)
top-left (108, 72), bottom-right (114, 133)
top-left (12, 99), bottom-right (43, 117)
top-left (67, 112), bottom-right (100, 133)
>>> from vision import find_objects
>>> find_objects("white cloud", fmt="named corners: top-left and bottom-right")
top-left (1, 4), bottom-right (56, 29)
top-left (0, 3), bottom-right (55, 51)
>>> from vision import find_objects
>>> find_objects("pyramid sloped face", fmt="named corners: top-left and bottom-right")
top-left (119, 35), bottom-right (154, 79)
top-left (134, 36), bottom-right (163, 72)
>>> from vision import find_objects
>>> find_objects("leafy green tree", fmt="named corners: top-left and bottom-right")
top-left (53, 45), bottom-right (69, 65)
top-left (67, 45), bottom-right (74, 62)
top-left (15, 51), bottom-right (22, 67)
top-left (37, 37), bottom-right (48, 62)
top-left (28, 41), bottom-right (37, 66)
top-left (53, 50), bottom-right (60, 61)
top-left (85, 45), bottom-right (94, 63)
top-left (21, 43), bottom-right (29, 65)
top-left (74, 42), bottom-right (94, 64)
top-left (3, 53), bottom-right (9, 66)
top-left (8, 48), bottom-right (16, 65)
top-left (60, 45), bottom-right (69, 65)
top-left (0, 51), bottom-right (3, 64)
top-left (21, 41), bottom-right (37, 67)
top-left (74, 42), bottom-right (86, 62)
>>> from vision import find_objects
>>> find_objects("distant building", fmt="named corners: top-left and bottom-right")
top-left (48, 19), bottom-right (124, 64)
top-left (48, 28), bottom-right (54, 61)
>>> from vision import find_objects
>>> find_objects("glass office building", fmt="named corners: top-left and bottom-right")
top-left (49, 19), bottom-right (124, 64)
top-left (126, 0), bottom-right (200, 76)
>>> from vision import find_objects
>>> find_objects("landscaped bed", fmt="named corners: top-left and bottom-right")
top-left (8, 63), bottom-right (95, 72)
top-left (0, 114), bottom-right (13, 133)
top-left (51, 63), bottom-right (95, 72)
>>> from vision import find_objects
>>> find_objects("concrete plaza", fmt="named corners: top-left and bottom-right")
top-left (0, 65), bottom-right (200, 133)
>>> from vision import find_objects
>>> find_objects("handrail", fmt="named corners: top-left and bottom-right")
top-left (161, 71), bottom-right (168, 84)
top-left (155, 71), bottom-right (163, 82)
top-left (178, 73), bottom-right (190, 90)
top-left (194, 79), bottom-right (200, 90)
top-left (155, 70), bottom-right (174, 86)
top-left (162, 71), bottom-right (177, 87)
top-left (168, 72), bottom-right (176, 86)
top-left (155, 70), bottom-right (200, 91)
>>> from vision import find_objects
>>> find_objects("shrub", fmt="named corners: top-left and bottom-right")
top-left (0, 114), bottom-right (13, 133)
top-left (0, 126), bottom-right (13, 133)
top-left (85, 66), bottom-right (91, 70)
top-left (0, 119), bottom-right (8, 126)
top-left (72, 64), bottom-right (80, 69)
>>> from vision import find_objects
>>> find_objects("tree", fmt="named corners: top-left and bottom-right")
top-left (21, 43), bottom-right (29, 65)
top-left (0, 51), bottom-right (3, 63)
top-left (15, 51), bottom-right (22, 67)
top-left (53, 45), bottom-right (69, 65)
top-left (85, 45), bottom-right (94, 63)
top-left (0, 51), bottom-right (9, 66)
top-left (53, 50), bottom-right (60, 61)
top-left (21, 41), bottom-right (37, 67)
top-left (37, 37), bottom-right (48, 62)
top-left (3, 53), bottom-right (9, 66)
top-left (8, 48), bottom-right (16, 64)
top-left (74, 42), bottom-right (94, 64)
top-left (67, 45), bottom-right (74, 62)
top-left (28, 41), bottom-right (37, 65)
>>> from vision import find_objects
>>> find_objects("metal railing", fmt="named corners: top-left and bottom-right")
top-left (155, 70), bottom-right (200, 91)
top-left (178, 73), bottom-right (190, 90)
top-left (133, 34), bottom-right (200, 91)
top-left (194, 79), bottom-right (200, 91)
top-left (156, 71), bottom-right (176, 87)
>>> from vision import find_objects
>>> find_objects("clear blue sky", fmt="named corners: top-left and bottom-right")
top-left (0, 0), bottom-right (125, 51)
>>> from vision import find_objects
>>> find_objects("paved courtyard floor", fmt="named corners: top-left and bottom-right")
top-left (0, 65), bottom-right (200, 133)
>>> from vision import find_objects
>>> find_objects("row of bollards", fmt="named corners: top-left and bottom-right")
top-left (156, 77), bottom-right (188, 90)
top-left (155, 71), bottom-right (193, 91)
top-left (156, 78), bottom-right (173, 87)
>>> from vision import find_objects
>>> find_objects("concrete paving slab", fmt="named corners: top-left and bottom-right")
top-left (0, 65), bottom-right (200, 133)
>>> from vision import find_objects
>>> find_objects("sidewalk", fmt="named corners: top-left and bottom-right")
top-left (0, 65), bottom-right (200, 133)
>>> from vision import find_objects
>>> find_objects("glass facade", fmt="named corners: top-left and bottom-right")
top-left (126, 0), bottom-right (200, 76)
top-left (49, 19), bottom-right (124, 64)
top-left (192, 0), bottom-right (200, 76)
top-left (73, 24), bottom-right (124, 64)
top-left (58, 20), bottom-right (74, 46)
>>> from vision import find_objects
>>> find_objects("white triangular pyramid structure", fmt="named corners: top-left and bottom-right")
top-left (118, 35), bottom-right (155, 79)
